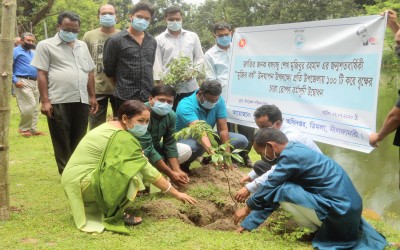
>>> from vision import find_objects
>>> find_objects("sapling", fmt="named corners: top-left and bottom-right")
top-left (160, 53), bottom-right (204, 89)
top-left (174, 121), bottom-right (244, 207)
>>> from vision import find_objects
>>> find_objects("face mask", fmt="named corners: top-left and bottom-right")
top-left (216, 35), bottom-right (231, 47)
top-left (127, 120), bottom-right (148, 137)
top-left (167, 21), bottom-right (182, 32)
top-left (200, 95), bottom-right (217, 110)
top-left (262, 144), bottom-right (277, 162)
top-left (59, 30), bottom-right (78, 43)
top-left (395, 45), bottom-right (400, 58)
top-left (100, 14), bottom-right (116, 27)
top-left (152, 101), bottom-right (173, 116)
top-left (132, 17), bottom-right (149, 32)
top-left (22, 43), bottom-right (36, 50)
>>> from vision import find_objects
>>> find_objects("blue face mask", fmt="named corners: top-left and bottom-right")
top-left (167, 21), bottom-right (182, 32)
top-left (132, 17), bottom-right (149, 32)
top-left (200, 95), bottom-right (217, 110)
top-left (58, 30), bottom-right (78, 43)
top-left (100, 14), bottom-right (116, 27)
top-left (127, 120), bottom-right (148, 137)
top-left (152, 101), bottom-right (173, 116)
top-left (216, 35), bottom-right (231, 47)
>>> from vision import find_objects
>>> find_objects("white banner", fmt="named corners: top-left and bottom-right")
top-left (226, 15), bottom-right (387, 153)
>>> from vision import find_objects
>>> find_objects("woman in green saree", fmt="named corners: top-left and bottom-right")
top-left (61, 100), bottom-right (196, 233)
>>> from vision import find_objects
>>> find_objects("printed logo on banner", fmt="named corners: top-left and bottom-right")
top-left (239, 39), bottom-right (247, 48)
top-left (356, 26), bottom-right (376, 46)
top-left (294, 29), bottom-right (305, 49)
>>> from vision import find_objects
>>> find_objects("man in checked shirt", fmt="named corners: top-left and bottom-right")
top-left (103, 2), bottom-right (157, 111)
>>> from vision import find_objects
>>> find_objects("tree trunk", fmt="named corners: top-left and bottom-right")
top-left (0, 0), bottom-right (17, 221)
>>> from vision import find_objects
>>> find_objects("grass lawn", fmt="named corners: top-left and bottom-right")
top-left (1, 98), bottom-right (399, 249)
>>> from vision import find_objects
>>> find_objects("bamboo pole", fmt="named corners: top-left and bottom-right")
top-left (0, 0), bottom-right (17, 221)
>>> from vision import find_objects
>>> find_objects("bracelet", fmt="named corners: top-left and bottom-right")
top-left (162, 182), bottom-right (172, 193)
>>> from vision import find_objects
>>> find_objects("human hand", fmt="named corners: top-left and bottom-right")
top-left (15, 81), bottom-right (24, 88)
top-left (235, 226), bottom-right (248, 233)
top-left (40, 100), bottom-right (53, 118)
top-left (174, 192), bottom-right (197, 205)
top-left (382, 10), bottom-right (400, 34)
top-left (235, 187), bottom-right (250, 203)
top-left (170, 171), bottom-right (189, 187)
top-left (369, 133), bottom-right (381, 147)
top-left (240, 175), bottom-right (251, 185)
top-left (89, 97), bottom-right (99, 114)
top-left (233, 206), bottom-right (251, 225)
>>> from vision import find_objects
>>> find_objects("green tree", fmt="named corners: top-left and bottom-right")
top-left (365, 0), bottom-right (400, 68)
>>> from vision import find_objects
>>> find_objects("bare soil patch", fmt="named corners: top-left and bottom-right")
top-left (138, 166), bottom-right (245, 231)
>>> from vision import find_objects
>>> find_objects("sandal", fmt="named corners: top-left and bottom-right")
top-left (123, 213), bottom-right (142, 226)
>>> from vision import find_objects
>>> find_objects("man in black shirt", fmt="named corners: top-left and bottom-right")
top-left (103, 2), bottom-right (157, 110)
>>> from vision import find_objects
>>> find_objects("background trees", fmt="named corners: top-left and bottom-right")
top-left (3, 0), bottom-right (399, 65)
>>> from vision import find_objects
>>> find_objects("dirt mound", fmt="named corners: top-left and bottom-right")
top-left (139, 166), bottom-right (246, 231)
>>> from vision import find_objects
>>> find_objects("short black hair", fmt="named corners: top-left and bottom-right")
top-left (213, 21), bottom-right (232, 34)
top-left (21, 32), bottom-right (34, 41)
top-left (131, 2), bottom-right (154, 17)
top-left (57, 11), bottom-right (81, 26)
top-left (254, 105), bottom-right (282, 123)
top-left (97, 4), bottom-right (116, 16)
top-left (254, 128), bottom-right (288, 146)
top-left (164, 6), bottom-right (182, 18)
top-left (117, 100), bottom-right (150, 120)
top-left (199, 80), bottom-right (222, 96)
top-left (150, 84), bottom-right (176, 98)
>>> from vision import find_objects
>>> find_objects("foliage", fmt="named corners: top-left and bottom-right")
top-left (204, 142), bottom-right (244, 168)
top-left (174, 120), bottom-right (218, 147)
top-left (174, 121), bottom-right (243, 168)
top-left (160, 54), bottom-right (203, 88)
top-left (364, 0), bottom-right (400, 68)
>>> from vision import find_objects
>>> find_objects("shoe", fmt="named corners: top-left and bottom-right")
top-left (180, 163), bottom-right (191, 174)
top-left (31, 131), bottom-right (46, 136)
top-left (18, 129), bottom-right (32, 137)
top-left (201, 156), bottom-right (211, 166)
top-left (123, 213), bottom-right (142, 226)
top-left (240, 152), bottom-right (253, 168)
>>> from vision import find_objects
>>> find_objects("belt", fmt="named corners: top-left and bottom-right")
top-left (17, 76), bottom-right (37, 81)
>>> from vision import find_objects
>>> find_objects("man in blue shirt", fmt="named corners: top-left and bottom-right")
top-left (175, 80), bottom-right (248, 172)
top-left (12, 32), bottom-right (44, 137)
top-left (233, 128), bottom-right (387, 249)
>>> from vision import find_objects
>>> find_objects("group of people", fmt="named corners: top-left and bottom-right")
top-left (11, 1), bottom-right (400, 248)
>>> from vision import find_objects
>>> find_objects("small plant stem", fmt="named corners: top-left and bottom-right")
top-left (222, 167), bottom-right (238, 209)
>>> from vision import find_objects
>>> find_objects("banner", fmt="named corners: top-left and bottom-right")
top-left (226, 15), bottom-right (387, 153)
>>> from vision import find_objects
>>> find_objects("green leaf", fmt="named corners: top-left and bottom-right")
top-left (231, 154), bottom-right (244, 164)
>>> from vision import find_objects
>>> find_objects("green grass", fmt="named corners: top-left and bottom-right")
top-left (0, 98), bottom-right (399, 249)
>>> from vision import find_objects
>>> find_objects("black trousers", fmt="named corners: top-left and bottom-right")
top-left (47, 102), bottom-right (89, 174)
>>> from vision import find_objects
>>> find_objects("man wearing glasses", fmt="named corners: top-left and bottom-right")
top-left (31, 11), bottom-right (98, 175)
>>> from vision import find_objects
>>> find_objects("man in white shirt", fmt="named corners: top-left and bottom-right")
top-left (153, 6), bottom-right (204, 110)
top-left (235, 104), bottom-right (322, 202)
top-left (205, 21), bottom-right (255, 167)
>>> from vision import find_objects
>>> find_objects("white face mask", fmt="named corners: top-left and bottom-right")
top-left (262, 144), bottom-right (277, 162)
top-left (167, 21), bottom-right (182, 32)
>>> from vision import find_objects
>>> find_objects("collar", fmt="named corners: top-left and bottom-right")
top-left (165, 28), bottom-right (187, 37)
top-left (214, 44), bottom-right (231, 52)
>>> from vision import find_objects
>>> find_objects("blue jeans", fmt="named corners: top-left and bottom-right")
top-left (178, 132), bottom-right (248, 167)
